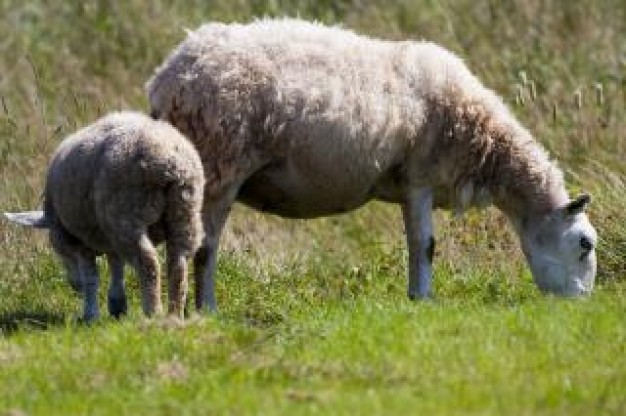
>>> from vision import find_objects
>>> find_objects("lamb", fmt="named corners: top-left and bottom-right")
top-left (146, 18), bottom-right (598, 310)
top-left (5, 111), bottom-right (205, 321)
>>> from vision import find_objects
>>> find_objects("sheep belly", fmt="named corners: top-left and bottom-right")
top-left (237, 157), bottom-right (396, 218)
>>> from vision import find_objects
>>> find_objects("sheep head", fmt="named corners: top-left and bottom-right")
top-left (518, 194), bottom-right (597, 296)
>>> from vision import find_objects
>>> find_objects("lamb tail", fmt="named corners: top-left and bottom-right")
top-left (4, 211), bottom-right (50, 229)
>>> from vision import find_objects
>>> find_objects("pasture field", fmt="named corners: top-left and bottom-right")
top-left (0, 1), bottom-right (624, 414)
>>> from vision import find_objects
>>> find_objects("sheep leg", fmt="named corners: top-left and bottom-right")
top-left (76, 254), bottom-right (100, 322)
top-left (49, 225), bottom-right (101, 320)
top-left (106, 253), bottom-right (127, 318)
top-left (193, 247), bottom-right (208, 310)
top-left (49, 226), bottom-right (84, 293)
top-left (59, 253), bottom-right (83, 294)
top-left (402, 188), bottom-right (435, 300)
top-left (166, 246), bottom-right (188, 319)
top-left (130, 234), bottom-right (163, 317)
top-left (196, 189), bottom-right (238, 312)
top-left (195, 218), bottom-right (227, 312)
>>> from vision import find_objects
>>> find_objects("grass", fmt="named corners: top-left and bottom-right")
top-left (0, 0), bottom-right (625, 414)
top-left (1, 280), bottom-right (625, 415)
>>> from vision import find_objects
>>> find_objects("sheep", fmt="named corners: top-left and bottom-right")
top-left (146, 18), bottom-right (598, 310)
top-left (5, 111), bottom-right (205, 321)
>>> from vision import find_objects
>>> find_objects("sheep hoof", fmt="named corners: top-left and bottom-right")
top-left (407, 292), bottom-right (435, 302)
top-left (81, 312), bottom-right (100, 324)
top-left (108, 296), bottom-right (128, 318)
top-left (69, 281), bottom-right (84, 294)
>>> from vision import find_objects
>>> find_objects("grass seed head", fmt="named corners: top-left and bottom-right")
top-left (529, 80), bottom-right (537, 101)
top-left (574, 88), bottom-right (583, 110)
top-left (518, 70), bottom-right (528, 86)
top-left (594, 83), bottom-right (604, 106)
top-left (515, 83), bottom-right (526, 106)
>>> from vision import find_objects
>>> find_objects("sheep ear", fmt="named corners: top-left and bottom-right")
top-left (564, 193), bottom-right (591, 217)
top-left (4, 211), bottom-right (49, 229)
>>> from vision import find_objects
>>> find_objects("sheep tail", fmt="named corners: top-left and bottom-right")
top-left (3, 210), bottom-right (49, 228)
top-left (5, 191), bottom-right (54, 228)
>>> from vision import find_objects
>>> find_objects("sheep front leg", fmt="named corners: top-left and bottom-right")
top-left (77, 254), bottom-right (100, 322)
top-left (402, 188), bottom-right (435, 300)
top-left (107, 253), bottom-right (127, 318)
top-left (193, 243), bottom-right (211, 311)
top-left (195, 188), bottom-right (238, 312)
top-left (195, 221), bottom-right (227, 312)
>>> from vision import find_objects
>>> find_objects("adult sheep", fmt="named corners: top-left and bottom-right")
top-left (146, 18), bottom-right (597, 310)
top-left (5, 112), bottom-right (205, 321)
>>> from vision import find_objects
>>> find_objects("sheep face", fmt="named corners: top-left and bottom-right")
top-left (520, 194), bottom-right (597, 296)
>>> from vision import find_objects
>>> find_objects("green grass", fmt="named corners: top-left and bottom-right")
top-left (0, 1), bottom-right (624, 414)
top-left (1, 277), bottom-right (625, 415)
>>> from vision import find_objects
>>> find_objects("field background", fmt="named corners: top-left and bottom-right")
top-left (0, 1), bottom-right (624, 414)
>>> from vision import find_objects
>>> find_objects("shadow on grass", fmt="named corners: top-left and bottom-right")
top-left (0, 310), bottom-right (67, 336)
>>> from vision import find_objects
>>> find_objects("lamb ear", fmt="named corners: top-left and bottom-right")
top-left (564, 193), bottom-right (591, 216)
top-left (4, 211), bottom-right (50, 229)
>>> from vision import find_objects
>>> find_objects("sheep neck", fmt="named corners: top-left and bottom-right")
top-left (428, 89), bottom-right (569, 221)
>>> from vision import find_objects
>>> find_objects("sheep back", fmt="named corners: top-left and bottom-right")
top-left (147, 18), bottom-right (561, 217)
top-left (45, 111), bottom-right (204, 255)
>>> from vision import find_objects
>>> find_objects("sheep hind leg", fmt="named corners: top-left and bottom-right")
top-left (166, 246), bottom-right (188, 319)
top-left (106, 253), bottom-right (127, 318)
top-left (49, 225), bottom-right (100, 320)
top-left (76, 254), bottom-right (100, 322)
top-left (402, 188), bottom-right (435, 300)
top-left (129, 234), bottom-right (163, 317)
top-left (49, 225), bottom-right (84, 293)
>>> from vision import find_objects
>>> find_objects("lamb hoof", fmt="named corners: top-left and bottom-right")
top-left (108, 296), bottom-right (128, 318)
